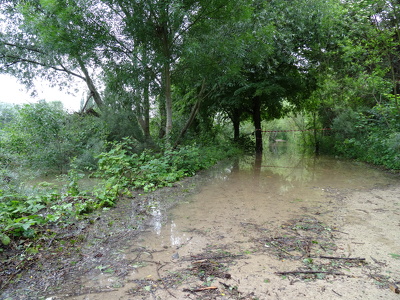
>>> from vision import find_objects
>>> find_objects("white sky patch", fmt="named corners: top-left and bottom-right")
top-left (0, 74), bottom-right (85, 112)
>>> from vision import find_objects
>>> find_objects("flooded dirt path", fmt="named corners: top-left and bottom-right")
top-left (48, 147), bottom-right (399, 299)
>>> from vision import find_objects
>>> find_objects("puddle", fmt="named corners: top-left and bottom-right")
top-left (44, 145), bottom-right (400, 299)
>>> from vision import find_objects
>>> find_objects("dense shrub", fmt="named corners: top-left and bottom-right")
top-left (0, 101), bottom-right (107, 173)
top-left (331, 102), bottom-right (400, 170)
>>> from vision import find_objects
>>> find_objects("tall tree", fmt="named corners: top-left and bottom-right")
top-left (101, 0), bottom-right (240, 139)
top-left (0, 0), bottom-right (108, 108)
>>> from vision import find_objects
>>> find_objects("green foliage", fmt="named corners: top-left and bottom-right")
top-left (100, 105), bottom-right (146, 144)
top-left (94, 139), bottom-right (239, 206)
top-left (0, 172), bottom-right (94, 245)
top-left (0, 137), bottom-right (240, 248)
top-left (0, 189), bottom-right (50, 243)
top-left (64, 160), bottom-right (85, 196)
top-left (0, 103), bottom-right (17, 128)
top-left (0, 101), bottom-right (107, 173)
top-left (331, 102), bottom-right (400, 169)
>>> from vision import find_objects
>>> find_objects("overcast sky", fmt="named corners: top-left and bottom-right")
top-left (0, 74), bottom-right (84, 112)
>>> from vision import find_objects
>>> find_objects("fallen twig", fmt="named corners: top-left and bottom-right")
top-left (332, 289), bottom-right (342, 297)
top-left (276, 270), bottom-right (345, 276)
top-left (389, 283), bottom-right (400, 294)
top-left (183, 286), bottom-right (218, 292)
top-left (370, 256), bottom-right (386, 266)
top-left (156, 262), bottom-right (176, 299)
top-left (319, 256), bottom-right (365, 261)
top-left (269, 241), bottom-right (293, 256)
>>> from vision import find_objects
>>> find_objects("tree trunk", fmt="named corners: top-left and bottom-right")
top-left (143, 87), bottom-right (151, 140)
top-left (164, 62), bottom-right (173, 138)
top-left (76, 57), bottom-right (103, 109)
top-left (231, 108), bottom-right (241, 142)
top-left (254, 152), bottom-right (262, 180)
top-left (173, 80), bottom-right (207, 148)
top-left (137, 77), bottom-right (151, 141)
top-left (158, 18), bottom-right (173, 139)
top-left (253, 96), bottom-right (263, 153)
top-left (173, 98), bottom-right (201, 148)
top-left (312, 111), bottom-right (320, 154)
top-left (158, 95), bottom-right (166, 139)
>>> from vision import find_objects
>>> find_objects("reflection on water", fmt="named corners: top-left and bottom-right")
top-left (16, 174), bottom-right (101, 197)
top-left (57, 143), bottom-right (399, 300)
top-left (146, 143), bottom-right (397, 239)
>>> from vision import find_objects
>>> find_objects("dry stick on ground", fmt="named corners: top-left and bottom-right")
top-left (332, 289), bottom-right (343, 297)
top-left (276, 271), bottom-right (346, 276)
top-left (183, 286), bottom-right (218, 293)
top-left (319, 256), bottom-right (365, 261)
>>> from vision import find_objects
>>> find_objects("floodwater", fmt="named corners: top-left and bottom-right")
top-left (140, 143), bottom-right (396, 252)
top-left (57, 143), bottom-right (400, 300)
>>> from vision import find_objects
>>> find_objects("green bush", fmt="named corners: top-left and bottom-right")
top-left (330, 103), bottom-right (400, 170)
top-left (93, 139), bottom-right (241, 205)
top-left (0, 101), bottom-right (107, 173)
top-left (0, 127), bottom-right (241, 247)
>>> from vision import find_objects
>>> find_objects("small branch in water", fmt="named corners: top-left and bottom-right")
top-left (156, 263), bottom-right (177, 299)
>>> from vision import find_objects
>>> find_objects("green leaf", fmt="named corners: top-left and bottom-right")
top-left (303, 258), bottom-right (313, 265)
top-left (144, 285), bottom-right (151, 291)
top-left (1, 234), bottom-right (11, 246)
top-left (389, 253), bottom-right (400, 260)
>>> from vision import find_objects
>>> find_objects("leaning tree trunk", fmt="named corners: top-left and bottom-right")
top-left (173, 80), bottom-right (207, 148)
top-left (253, 96), bottom-right (263, 153)
top-left (77, 57), bottom-right (103, 109)
top-left (173, 98), bottom-right (201, 148)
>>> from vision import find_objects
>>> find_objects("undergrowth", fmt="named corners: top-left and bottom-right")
top-left (330, 101), bottom-right (400, 170)
top-left (0, 140), bottom-right (240, 250)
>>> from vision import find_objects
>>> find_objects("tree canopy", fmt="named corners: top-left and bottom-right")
top-left (1, 0), bottom-right (399, 153)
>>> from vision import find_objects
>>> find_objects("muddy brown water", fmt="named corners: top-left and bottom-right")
top-left (44, 145), bottom-right (400, 300)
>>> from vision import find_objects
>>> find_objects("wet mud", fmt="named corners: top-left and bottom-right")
top-left (2, 145), bottom-right (400, 299)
